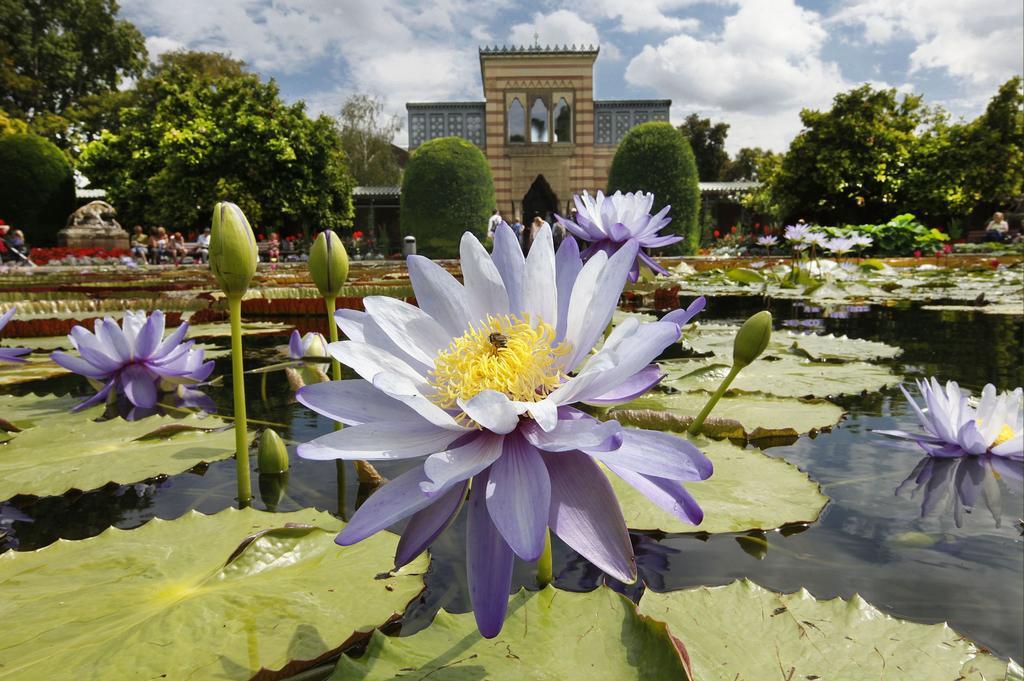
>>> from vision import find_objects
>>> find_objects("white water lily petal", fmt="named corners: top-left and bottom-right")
top-left (459, 390), bottom-right (521, 435)
top-left (422, 432), bottom-right (505, 494)
top-left (460, 232), bottom-right (509, 322)
top-left (363, 296), bottom-right (453, 366)
top-left (522, 225), bottom-right (557, 328)
top-left (407, 254), bottom-right (472, 336)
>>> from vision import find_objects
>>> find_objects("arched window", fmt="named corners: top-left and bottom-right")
top-left (508, 98), bottom-right (526, 143)
top-left (554, 97), bottom-right (572, 143)
top-left (530, 97), bottom-right (549, 143)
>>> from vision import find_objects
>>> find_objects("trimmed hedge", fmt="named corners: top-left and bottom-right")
top-left (0, 133), bottom-right (76, 245)
top-left (607, 122), bottom-right (701, 254)
top-left (401, 137), bottom-right (495, 258)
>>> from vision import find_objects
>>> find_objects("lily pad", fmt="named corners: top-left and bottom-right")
top-left (0, 507), bottom-right (428, 680)
top-left (0, 393), bottom-right (236, 499)
top-left (614, 391), bottom-right (844, 439)
top-left (639, 579), bottom-right (1018, 681)
top-left (186, 321), bottom-right (292, 338)
top-left (660, 356), bottom-right (899, 399)
top-left (607, 437), bottom-right (827, 533)
top-left (684, 323), bottom-right (901, 362)
top-left (331, 586), bottom-right (691, 680)
top-left (0, 355), bottom-right (70, 385)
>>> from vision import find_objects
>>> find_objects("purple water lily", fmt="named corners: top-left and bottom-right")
top-left (0, 308), bottom-right (30, 363)
top-left (51, 311), bottom-right (214, 412)
top-left (297, 224), bottom-right (712, 637)
top-left (554, 190), bottom-right (682, 282)
top-left (756, 235), bottom-right (778, 247)
top-left (875, 378), bottom-right (1022, 460)
top-left (288, 330), bottom-right (329, 361)
top-left (783, 224), bottom-right (811, 243)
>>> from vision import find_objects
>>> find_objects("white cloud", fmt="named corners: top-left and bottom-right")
top-left (509, 10), bottom-right (602, 50)
top-left (144, 35), bottom-right (184, 58)
top-left (831, 0), bottom-right (1023, 89)
top-left (589, 0), bottom-right (701, 34)
top-left (626, 0), bottom-right (851, 151)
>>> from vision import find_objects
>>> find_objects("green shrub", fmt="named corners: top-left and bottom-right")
top-left (0, 133), bottom-right (76, 245)
top-left (607, 121), bottom-right (701, 254)
top-left (401, 137), bottom-right (495, 258)
top-left (820, 214), bottom-right (949, 255)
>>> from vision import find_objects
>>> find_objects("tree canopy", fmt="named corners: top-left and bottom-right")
top-left (678, 114), bottom-right (730, 182)
top-left (78, 51), bottom-right (354, 232)
top-left (400, 137), bottom-right (494, 258)
top-left (0, 133), bottom-right (76, 244)
top-left (0, 0), bottom-right (146, 142)
top-left (607, 121), bottom-right (701, 254)
top-left (338, 94), bottom-right (402, 186)
top-left (769, 79), bottom-right (1023, 229)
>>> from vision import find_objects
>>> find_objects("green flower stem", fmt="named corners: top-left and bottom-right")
top-left (228, 295), bottom-right (252, 507)
top-left (536, 529), bottom-right (553, 587)
top-left (686, 363), bottom-right (742, 437)
top-left (336, 460), bottom-right (348, 521)
top-left (324, 295), bottom-right (342, 382)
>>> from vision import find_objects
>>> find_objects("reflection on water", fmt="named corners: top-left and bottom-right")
top-left (897, 455), bottom-right (1023, 528)
top-left (1, 299), bottom-right (1022, 660)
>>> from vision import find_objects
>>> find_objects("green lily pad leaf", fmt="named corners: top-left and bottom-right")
top-left (660, 356), bottom-right (899, 399)
top-left (331, 586), bottom-right (691, 681)
top-left (0, 355), bottom-right (70, 385)
top-left (607, 437), bottom-right (827, 533)
top-left (726, 267), bottom-right (766, 284)
top-left (186, 321), bottom-right (292, 338)
top-left (0, 507), bottom-right (428, 680)
top-left (684, 323), bottom-right (901, 363)
top-left (639, 579), bottom-right (1018, 681)
top-left (0, 393), bottom-right (236, 499)
top-left (614, 391), bottom-right (844, 440)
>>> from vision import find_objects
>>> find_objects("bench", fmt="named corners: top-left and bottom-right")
top-left (967, 229), bottom-right (1019, 243)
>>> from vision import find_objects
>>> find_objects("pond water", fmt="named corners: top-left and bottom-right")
top-left (3, 298), bottom-right (1022, 662)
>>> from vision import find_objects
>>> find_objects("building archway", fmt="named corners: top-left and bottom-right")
top-left (522, 174), bottom-right (559, 225)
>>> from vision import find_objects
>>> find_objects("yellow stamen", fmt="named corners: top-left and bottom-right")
top-left (429, 314), bottom-right (570, 410)
top-left (993, 424), bottom-right (1015, 447)
top-left (977, 419), bottom-right (1016, 448)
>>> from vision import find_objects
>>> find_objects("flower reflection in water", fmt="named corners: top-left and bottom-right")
top-left (896, 454), bottom-right (1023, 528)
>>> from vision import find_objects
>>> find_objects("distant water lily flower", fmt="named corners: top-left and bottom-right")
top-left (554, 190), bottom-right (681, 281)
top-left (0, 308), bottom-right (30, 363)
top-left (804, 232), bottom-right (829, 249)
top-left (288, 330), bottom-right (328, 360)
top-left (783, 224), bottom-right (811, 243)
top-left (297, 224), bottom-right (711, 637)
top-left (51, 311), bottom-right (214, 411)
top-left (875, 378), bottom-right (1022, 460)
top-left (825, 237), bottom-right (856, 255)
top-left (756, 235), bottom-right (778, 247)
top-left (849, 233), bottom-right (873, 249)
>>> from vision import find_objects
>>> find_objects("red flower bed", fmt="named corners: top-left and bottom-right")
top-left (28, 247), bottom-right (131, 265)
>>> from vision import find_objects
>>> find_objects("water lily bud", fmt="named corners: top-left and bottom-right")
top-left (257, 428), bottom-right (289, 474)
top-left (732, 310), bottom-right (772, 368)
top-left (210, 202), bottom-right (258, 297)
top-left (309, 229), bottom-right (349, 298)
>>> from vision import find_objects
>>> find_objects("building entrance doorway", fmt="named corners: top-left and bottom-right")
top-left (521, 175), bottom-right (559, 226)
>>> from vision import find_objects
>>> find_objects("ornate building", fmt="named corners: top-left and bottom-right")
top-left (406, 45), bottom-right (670, 223)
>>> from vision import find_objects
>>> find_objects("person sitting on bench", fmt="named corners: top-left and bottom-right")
top-left (984, 212), bottom-right (1009, 242)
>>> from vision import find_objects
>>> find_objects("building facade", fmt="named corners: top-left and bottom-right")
top-left (407, 45), bottom-right (670, 223)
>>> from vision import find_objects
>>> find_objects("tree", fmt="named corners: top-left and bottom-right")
top-left (338, 94), bottom-right (402, 186)
top-left (607, 121), bottom-right (701, 253)
top-left (677, 114), bottom-right (729, 181)
top-left (0, 0), bottom-right (146, 135)
top-left (724, 147), bottom-right (779, 182)
top-left (0, 133), bottom-right (76, 244)
top-left (960, 77), bottom-right (1024, 216)
top-left (400, 137), bottom-right (494, 258)
top-left (771, 85), bottom-right (928, 224)
top-left (78, 51), bottom-right (354, 232)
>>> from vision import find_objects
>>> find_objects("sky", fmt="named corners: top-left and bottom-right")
top-left (121, 0), bottom-right (1023, 154)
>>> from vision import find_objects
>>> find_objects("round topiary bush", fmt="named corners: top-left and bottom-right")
top-left (607, 121), bottom-right (701, 254)
top-left (401, 137), bottom-right (495, 258)
top-left (0, 133), bottom-right (76, 246)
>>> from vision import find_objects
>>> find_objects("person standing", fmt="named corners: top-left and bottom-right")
top-left (487, 209), bottom-right (503, 240)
